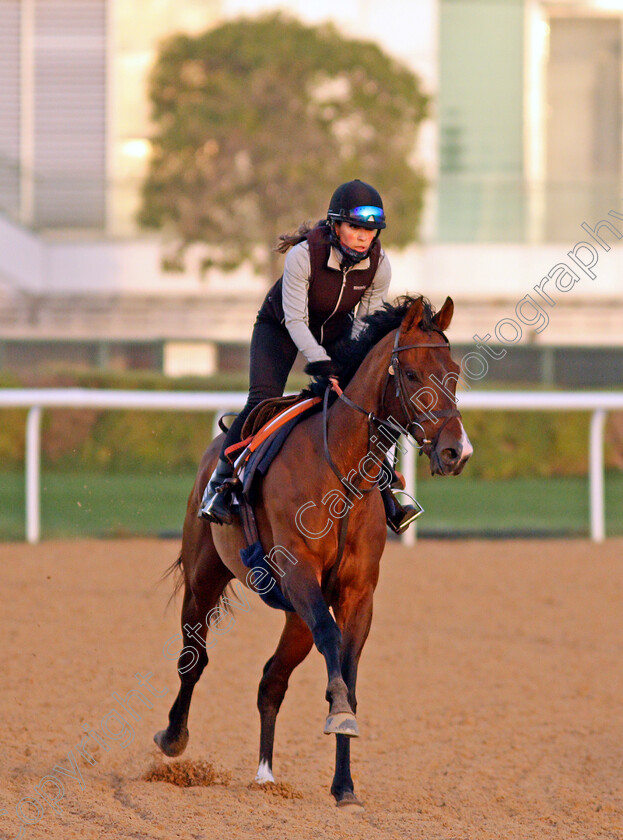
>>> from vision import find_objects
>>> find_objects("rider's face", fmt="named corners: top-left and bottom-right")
top-left (335, 222), bottom-right (376, 253)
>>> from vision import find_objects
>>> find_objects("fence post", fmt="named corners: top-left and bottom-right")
top-left (589, 409), bottom-right (607, 543)
top-left (26, 406), bottom-right (42, 544)
top-left (400, 445), bottom-right (417, 547)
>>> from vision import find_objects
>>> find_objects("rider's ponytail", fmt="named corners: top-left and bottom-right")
top-left (274, 219), bottom-right (327, 254)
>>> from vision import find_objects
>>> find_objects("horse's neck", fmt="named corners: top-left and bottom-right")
top-left (328, 342), bottom-right (391, 466)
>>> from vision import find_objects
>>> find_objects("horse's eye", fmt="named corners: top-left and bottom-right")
top-left (405, 370), bottom-right (418, 382)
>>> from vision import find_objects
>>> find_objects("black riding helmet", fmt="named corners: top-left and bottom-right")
top-left (327, 179), bottom-right (386, 230)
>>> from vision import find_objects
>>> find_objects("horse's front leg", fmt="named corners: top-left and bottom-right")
top-left (330, 586), bottom-right (374, 810)
top-left (279, 557), bottom-right (358, 737)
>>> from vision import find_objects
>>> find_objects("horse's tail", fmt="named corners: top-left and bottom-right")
top-left (161, 553), bottom-right (236, 619)
top-left (162, 552), bottom-right (184, 606)
top-left (214, 581), bottom-right (243, 619)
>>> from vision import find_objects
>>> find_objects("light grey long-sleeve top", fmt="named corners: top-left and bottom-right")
top-left (281, 241), bottom-right (392, 364)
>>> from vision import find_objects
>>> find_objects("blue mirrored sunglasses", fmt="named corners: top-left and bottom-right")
top-left (350, 205), bottom-right (385, 223)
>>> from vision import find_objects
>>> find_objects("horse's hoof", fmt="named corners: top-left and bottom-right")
top-left (254, 760), bottom-right (275, 784)
top-left (336, 792), bottom-right (365, 813)
top-left (324, 712), bottom-right (359, 737)
top-left (153, 727), bottom-right (188, 757)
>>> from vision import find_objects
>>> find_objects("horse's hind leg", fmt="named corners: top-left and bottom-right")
top-left (154, 588), bottom-right (203, 756)
top-left (154, 540), bottom-right (232, 757)
top-left (255, 612), bottom-right (313, 783)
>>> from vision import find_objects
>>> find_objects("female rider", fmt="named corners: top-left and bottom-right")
top-left (199, 179), bottom-right (421, 532)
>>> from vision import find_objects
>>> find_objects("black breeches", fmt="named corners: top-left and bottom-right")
top-left (220, 318), bottom-right (298, 459)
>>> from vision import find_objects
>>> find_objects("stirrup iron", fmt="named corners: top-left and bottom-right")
top-left (385, 490), bottom-right (424, 535)
top-left (198, 459), bottom-right (238, 524)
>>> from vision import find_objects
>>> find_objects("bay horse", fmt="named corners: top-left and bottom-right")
top-left (155, 295), bottom-right (472, 810)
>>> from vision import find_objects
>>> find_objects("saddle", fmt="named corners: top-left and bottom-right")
top-left (224, 394), bottom-right (321, 479)
top-left (242, 394), bottom-right (303, 438)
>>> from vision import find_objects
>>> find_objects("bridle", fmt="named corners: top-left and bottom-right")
top-left (380, 326), bottom-right (461, 455)
top-left (323, 322), bottom-right (461, 486)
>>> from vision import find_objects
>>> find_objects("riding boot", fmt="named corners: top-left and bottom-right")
top-left (380, 485), bottom-right (424, 535)
top-left (198, 458), bottom-right (237, 525)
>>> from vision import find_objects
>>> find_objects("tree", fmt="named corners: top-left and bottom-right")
top-left (139, 13), bottom-right (429, 276)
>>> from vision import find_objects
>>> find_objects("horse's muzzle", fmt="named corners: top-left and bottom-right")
top-left (430, 425), bottom-right (473, 476)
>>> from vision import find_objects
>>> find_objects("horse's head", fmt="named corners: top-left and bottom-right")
top-left (382, 296), bottom-right (472, 476)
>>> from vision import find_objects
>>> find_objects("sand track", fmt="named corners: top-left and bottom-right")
top-left (2, 537), bottom-right (623, 839)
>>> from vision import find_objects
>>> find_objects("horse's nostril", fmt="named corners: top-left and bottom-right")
top-left (441, 448), bottom-right (459, 464)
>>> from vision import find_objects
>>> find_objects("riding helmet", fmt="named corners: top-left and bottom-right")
top-left (327, 179), bottom-right (386, 230)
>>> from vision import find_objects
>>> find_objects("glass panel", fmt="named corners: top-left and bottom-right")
top-left (438, 0), bottom-right (525, 241)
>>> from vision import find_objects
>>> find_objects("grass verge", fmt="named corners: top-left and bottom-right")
top-left (1, 470), bottom-right (622, 541)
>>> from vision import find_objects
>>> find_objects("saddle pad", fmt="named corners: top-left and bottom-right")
top-left (234, 399), bottom-right (323, 612)
top-left (241, 423), bottom-right (292, 499)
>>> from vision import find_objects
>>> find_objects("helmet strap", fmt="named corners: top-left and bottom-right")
top-left (328, 220), bottom-right (378, 267)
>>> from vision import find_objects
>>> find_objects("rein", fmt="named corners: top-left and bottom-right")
top-left (322, 384), bottom-right (394, 493)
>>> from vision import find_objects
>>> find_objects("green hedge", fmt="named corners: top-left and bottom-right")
top-left (455, 409), bottom-right (591, 480)
top-left (0, 371), bottom-right (621, 478)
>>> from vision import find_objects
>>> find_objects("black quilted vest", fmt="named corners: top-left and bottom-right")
top-left (258, 224), bottom-right (381, 345)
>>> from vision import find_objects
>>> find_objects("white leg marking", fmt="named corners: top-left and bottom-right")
top-left (255, 759), bottom-right (275, 784)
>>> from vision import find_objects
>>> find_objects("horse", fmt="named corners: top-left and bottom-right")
top-left (154, 295), bottom-right (472, 810)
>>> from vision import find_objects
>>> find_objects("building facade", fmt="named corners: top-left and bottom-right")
top-left (439, 0), bottom-right (622, 243)
top-left (0, 0), bottom-right (221, 232)
top-left (0, 0), bottom-right (621, 377)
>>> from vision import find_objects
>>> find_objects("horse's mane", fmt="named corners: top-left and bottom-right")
top-left (330, 294), bottom-right (437, 387)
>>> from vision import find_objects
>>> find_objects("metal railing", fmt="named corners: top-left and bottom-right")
top-left (0, 388), bottom-right (621, 545)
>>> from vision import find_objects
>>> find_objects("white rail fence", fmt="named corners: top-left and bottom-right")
top-left (0, 389), bottom-right (621, 545)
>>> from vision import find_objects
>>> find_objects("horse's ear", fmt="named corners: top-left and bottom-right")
top-left (433, 297), bottom-right (454, 332)
top-left (401, 297), bottom-right (425, 334)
